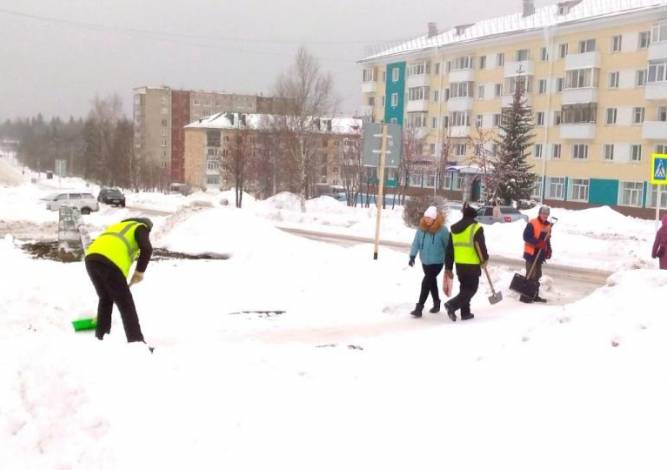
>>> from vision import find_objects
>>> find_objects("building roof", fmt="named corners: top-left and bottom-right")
top-left (359, 0), bottom-right (667, 63)
top-left (185, 112), bottom-right (363, 134)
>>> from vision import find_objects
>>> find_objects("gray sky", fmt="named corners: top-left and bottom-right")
top-left (0, 0), bottom-right (552, 120)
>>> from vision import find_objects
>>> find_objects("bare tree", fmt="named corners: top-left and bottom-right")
top-left (223, 127), bottom-right (255, 208)
top-left (397, 127), bottom-right (423, 205)
top-left (339, 132), bottom-right (362, 207)
top-left (466, 125), bottom-right (497, 202)
top-left (272, 47), bottom-right (338, 211)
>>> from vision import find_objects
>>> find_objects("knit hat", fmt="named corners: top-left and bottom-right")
top-left (423, 206), bottom-right (438, 219)
top-left (462, 205), bottom-right (477, 218)
top-left (539, 205), bottom-right (551, 216)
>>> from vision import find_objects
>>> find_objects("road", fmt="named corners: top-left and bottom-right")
top-left (277, 226), bottom-right (610, 305)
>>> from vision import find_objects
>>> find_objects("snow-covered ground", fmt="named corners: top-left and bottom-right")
top-left (2, 155), bottom-right (667, 468)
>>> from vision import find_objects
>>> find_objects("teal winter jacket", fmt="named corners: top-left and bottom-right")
top-left (410, 215), bottom-right (449, 265)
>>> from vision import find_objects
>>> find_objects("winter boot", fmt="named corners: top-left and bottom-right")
top-left (534, 295), bottom-right (547, 303)
top-left (444, 301), bottom-right (457, 322)
top-left (410, 303), bottom-right (424, 318)
top-left (461, 312), bottom-right (475, 321)
top-left (429, 300), bottom-right (441, 314)
top-left (519, 295), bottom-right (534, 304)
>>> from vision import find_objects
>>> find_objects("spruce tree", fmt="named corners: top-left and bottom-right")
top-left (490, 75), bottom-right (536, 205)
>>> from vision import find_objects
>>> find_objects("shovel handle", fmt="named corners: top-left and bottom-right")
top-left (474, 241), bottom-right (497, 295)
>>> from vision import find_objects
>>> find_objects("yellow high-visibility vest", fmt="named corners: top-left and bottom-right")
top-left (452, 223), bottom-right (482, 265)
top-left (86, 221), bottom-right (146, 277)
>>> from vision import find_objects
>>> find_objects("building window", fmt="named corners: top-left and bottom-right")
top-left (536, 112), bottom-right (545, 125)
top-left (409, 172), bottom-right (423, 187)
top-left (559, 43), bottom-right (568, 58)
top-left (496, 53), bottom-right (505, 67)
top-left (633, 107), bottom-right (645, 124)
top-left (651, 22), bottom-right (667, 43)
top-left (620, 182), bottom-right (643, 207)
top-left (390, 117), bottom-right (398, 124)
top-left (432, 117), bottom-right (438, 129)
top-left (540, 47), bottom-right (549, 61)
top-left (494, 83), bottom-right (503, 97)
top-left (407, 62), bottom-right (428, 76)
top-left (547, 177), bottom-right (566, 199)
top-left (391, 93), bottom-right (398, 107)
top-left (442, 115), bottom-right (449, 128)
top-left (639, 31), bottom-right (651, 49)
top-left (659, 106), bottom-right (667, 122)
top-left (604, 144), bottom-right (615, 161)
top-left (392, 68), bottom-right (399, 82)
top-left (450, 111), bottom-right (470, 127)
top-left (647, 184), bottom-right (667, 208)
top-left (538, 79), bottom-right (547, 94)
top-left (452, 56), bottom-right (473, 70)
top-left (381, 96), bottom-right (385, 106)
top-left (362, 68), bottom-right (376, 82)
top-left (477, 85), bottom-right (485, 99)
top-left (562, 103), bottom-right (597, 124)
top-left (636, 70), bottom-right (647, 86)
top-left (206, 175), bottom-right (220, 185)
top-left (493, 113), bottom-right (502, 127)
top-left (407, 112), bottom-right (428, 128)
top-left (429, 144), bottom-right (436, 155)
top-left (433, 90), bottom-right (439, 102)
top-left (552, 143), bottom-right (561, 159)
top-left (449, 81), bottom-right (474, 98)
top-left (609, 71), bottom-right (620, 88)
top-left (572, 144), bottom-right (589, 160)
top-left (479, 56), bottom-right (486, 69)
top-left (611, 35), bottom-right (623, 52)
top-left (631, 145), bottom-right (643, 162)
top-left (475, 114), bottom-right (483, 128)
top-left (516, 49), bottom-right (530, 61)
top-left (556, 77), bottom-right (564, 92)
top-left (532, 176), bottom-right (543, 199)
top-left (570, 179), bottom-right (589, 202)
top-left (606, 108), bottom-right (617, 125)
top-left (565, 68), bottom-right (599, 88)
top-left (408, 86), bottom-right (429, 101)
top-left (648, 61), bottom-right (667, 83)
top-left (578, 39), bottom-right (596, 53)
top-left (454, 143), bottom-right (466, 156)
top-left (452, 172), bottom-right (463, 190)
top-left (207, 159), bottom-right (219, 171)
top-left (553, 110), bottom-right (562, 126)
top-left (161, 119), bottom-right (168, 126)
top-left (534, 144), bottom-right (543, 158)
top-left (435, 63), bottom-right (440, 75)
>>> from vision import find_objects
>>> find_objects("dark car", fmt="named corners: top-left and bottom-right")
top-left (97, 188), bottom-right (126, 207)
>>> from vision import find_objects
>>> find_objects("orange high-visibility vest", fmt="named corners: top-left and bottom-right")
top-left (524, 218), bottom-right (547, 256)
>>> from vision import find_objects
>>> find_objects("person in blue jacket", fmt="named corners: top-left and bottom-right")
top-left (408, 206), bottom-right (450, 317)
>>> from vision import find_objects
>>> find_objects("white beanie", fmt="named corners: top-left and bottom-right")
top-left (423, 206), bottom-right (438, 219)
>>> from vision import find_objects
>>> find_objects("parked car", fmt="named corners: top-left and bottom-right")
top-left (476, 205), bottom-right (528, 225)
top-left (169, 183), bottom-right (193, 196)
top-left (43, 192), bottom-right (99, 214)
top-left (98, 187), bottom-right (126, 207)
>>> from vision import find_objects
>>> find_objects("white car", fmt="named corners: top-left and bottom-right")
top-left (44, 192), bottom-right (100, 214)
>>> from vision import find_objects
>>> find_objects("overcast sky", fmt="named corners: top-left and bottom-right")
top-left (0, 0), bottom-right (553, 121)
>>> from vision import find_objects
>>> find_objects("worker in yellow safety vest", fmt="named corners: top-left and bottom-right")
top-left (444, 204), bottom-right (489, 321)
top-left (85, 217), bottom-right (153, 343)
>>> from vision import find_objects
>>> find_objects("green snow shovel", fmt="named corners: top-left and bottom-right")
top-left (72, 316), bottom-right (97, 332)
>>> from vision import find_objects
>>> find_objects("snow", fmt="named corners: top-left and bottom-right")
top-left (361, 0), bottom-right (667, 62)
top-left (2, 155), bottom-right (667, 468)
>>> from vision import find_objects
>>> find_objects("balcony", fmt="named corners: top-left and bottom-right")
top-left (642, 121), bottom-right (667, 140)
top-left (562, 88), bottom-right (598, 105)
top-left (406, 74), bottom-right (429, 88)
top-left (449, 126), bottom-right (471, 138)
top-left (447, 97), bottom-right (474, 111)
top-left (648, 41), bottom-right (667, 61)
top-left (560, 123), bottom-right (596, 140)
top-left (504, 60), bottom-right (534, 77)
top-left (361, 82), bottom-right (377, 93)
top-left (414, 128), bottom-right (430, 140)
top-left (645, 82), bottom-right (667, 100)
top-left (406, 100), bottom-right (429, 112)
top-left (565, 52), bottom-right (601, 71)
top-left (448, 69), bottom-right (475, 83)
top-left (501, 94), bottom-right (532, 108)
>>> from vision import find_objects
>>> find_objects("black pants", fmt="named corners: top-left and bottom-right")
top-left (447, 274), bottom-right (480, 316)
top-left (526, 260), bottom-right (543, 282)
top-left (418, 263), bottom-right (443, 306)
top-left (85, 260), bottom-right (144, 343)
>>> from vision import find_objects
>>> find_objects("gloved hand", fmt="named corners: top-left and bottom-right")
top-left (536, 240), bottom-right (547, 250)
top-left (445, 270), bottom-right (454, 279)
top-left (546, 248), bottom-right (552, 260)
top-left (129, 271), bottom-right (144, 287)
top-left (408, 256), bottom-right (415, 267)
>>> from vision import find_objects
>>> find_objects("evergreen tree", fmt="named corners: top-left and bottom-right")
top-left (490, 75), bottom-right (536, 205)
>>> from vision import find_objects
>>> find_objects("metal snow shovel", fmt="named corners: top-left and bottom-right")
top-left (475, 241), bottom-right (503, 305)
top-left (509, 218), bottom-right (557, 299)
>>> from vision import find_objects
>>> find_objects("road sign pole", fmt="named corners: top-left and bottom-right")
top-left (373, 124), bottom-right (388, 260)
top-left (657, 184), bottom-right (662, 230)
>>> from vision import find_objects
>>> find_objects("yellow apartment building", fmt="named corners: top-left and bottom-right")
top-left (358, 0), bottom-right (667, 217)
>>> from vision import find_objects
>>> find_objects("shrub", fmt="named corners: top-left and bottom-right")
top-left (402, 194), bottom-right (448, 228)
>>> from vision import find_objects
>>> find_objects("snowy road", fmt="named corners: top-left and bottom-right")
top-left (278, 226), bottom-right (608, 305)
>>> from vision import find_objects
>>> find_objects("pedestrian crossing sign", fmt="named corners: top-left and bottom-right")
top-left (651, 154), bottom-right (667, 185)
